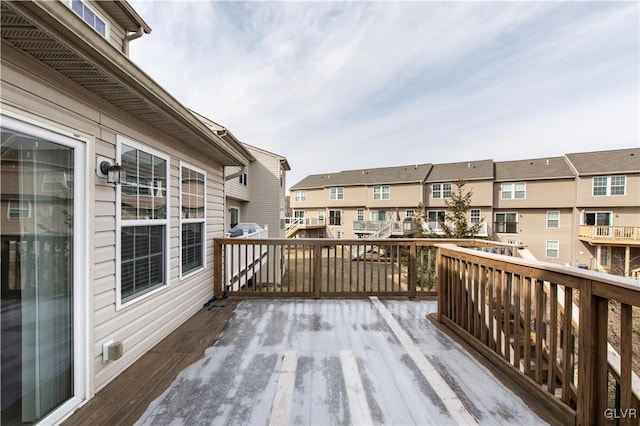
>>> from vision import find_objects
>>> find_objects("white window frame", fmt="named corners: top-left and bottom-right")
top-left (545, 240), bottom-right (560, 258)
top-left (7, 199), bottom-right (31, 219)
top-left (546, 211), bottom-right (560, 229)
top-left (501, 182), bottom-right (526, 200)
top-left (406, 209), bottom-right (415, 218)
top-left (494, 212), bottom-right (518, 233)
top-left (239, 171), bottom-right (248, 186)
top-left (373, 185), bottom-right (390, 200)
top-left (179, 162), bottom-right (206, 279)
top-left (317, 209), bottom-right (325, 221)
top-left (356, 208), bottom-right (365, 221)
top-left (432, 183), bottom-right (452, 199)
top-left (116, 135), bottom-right (170, 309)
top-left (592, 175), bottom-right (626, 196)
top-left (329, 209), bottom-right (342, 226)
top-left (294, 190), bottom-right (306, 202)
top-left (600, 246), bottom-right (611, 267)
top-left (1, 111), bottom-right (90, 423)
top-left (470, 209), bottom-right (481, 224)
top-left (330, 187), bottom-right (344, 200)
top-left (69, 0), bottom-right (110, 38)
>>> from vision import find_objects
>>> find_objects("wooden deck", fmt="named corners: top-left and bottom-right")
top-left (63, 299), bottom-right (239, 426)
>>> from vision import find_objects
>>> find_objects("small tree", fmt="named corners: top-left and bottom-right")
top-left (438, 180), bottom-right (484, 239)
top-left (412, 202), bottom-right (427, 237)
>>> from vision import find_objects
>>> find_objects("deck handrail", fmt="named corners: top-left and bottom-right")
top-left (436, 243), bottom-right (640, 425)
top-left (579, 225), bottom-right (640, 242)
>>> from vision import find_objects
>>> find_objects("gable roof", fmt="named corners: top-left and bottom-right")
top-left (1, 1), bottom-right (247, 166)
top-left (494, 156), bottom-right (575, 181)
top-left (291, 164), bottom-right (432, 189)
top-left (565, 148), bottom-right (640, 175)
top-left (425, 159), bottom-right (494, 182)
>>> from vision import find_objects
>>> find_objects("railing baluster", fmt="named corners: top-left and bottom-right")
top-left (523, 276), bottom-right (532, 377)
top-left (513, 274), bottom-right (521, 370)
top-left (535, 279), bottom-right (544, 385)
top-left (561, 286), bottom-right (573, 404)
top-left (620, 303), bottom-right (633, 426)
top-left (548, 283), bottom-right (558, 395)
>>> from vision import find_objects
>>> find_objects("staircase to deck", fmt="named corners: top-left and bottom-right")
top-left (351, 222), bottom-right (394, 260)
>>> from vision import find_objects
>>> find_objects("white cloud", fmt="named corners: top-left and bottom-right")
top-left (129, 1), bottom-right (639, 187)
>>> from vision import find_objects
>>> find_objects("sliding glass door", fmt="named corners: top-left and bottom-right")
top-left (1, 116), bottom-right (86, 424)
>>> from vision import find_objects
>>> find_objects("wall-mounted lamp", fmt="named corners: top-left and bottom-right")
top-left (97, 156), bottom-right (126, 185)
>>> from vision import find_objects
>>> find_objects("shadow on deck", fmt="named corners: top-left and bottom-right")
top-left (64, 298), bottom-right (556, 425)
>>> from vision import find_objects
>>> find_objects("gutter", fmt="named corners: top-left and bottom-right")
top-left (225, 165), bottom-right (248, 181)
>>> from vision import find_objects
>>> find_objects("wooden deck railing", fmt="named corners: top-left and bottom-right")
top-left (437, 244), bottom-right (640, 425)
top-left (213, 238), bottom-right (522, 298)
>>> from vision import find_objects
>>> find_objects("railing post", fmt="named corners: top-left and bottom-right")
top-left (437, 246), bottom-right (445, 322)
top-left (313, 242), bottom-right (321, 299)
top-left (577, 279), bottom-right (609, 425)
top-left (408, 242), bottom-right (417, 299)
top-left (213, 238), bottom-right (222, 298)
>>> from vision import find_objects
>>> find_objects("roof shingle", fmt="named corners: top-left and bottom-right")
top-left (291, 164), bottom-right (432, 189)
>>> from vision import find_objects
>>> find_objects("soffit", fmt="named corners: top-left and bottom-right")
top-left (0, 1), bottom-right (247, 165)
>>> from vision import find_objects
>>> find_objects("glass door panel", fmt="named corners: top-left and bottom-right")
top-left (1, 127), bottom-right (75, 424)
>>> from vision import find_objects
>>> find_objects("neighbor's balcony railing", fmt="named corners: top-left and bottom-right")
top-left (578, 225), bottom-right (640, 244)
top-left (426, 221), bottom-right (489, 237)
top-left (352, 220), bottom-right (403, 233)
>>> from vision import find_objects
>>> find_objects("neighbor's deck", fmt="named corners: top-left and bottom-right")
top-left (64, 298), bottom-right (554, 425)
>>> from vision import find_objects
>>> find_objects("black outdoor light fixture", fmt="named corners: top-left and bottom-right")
top-left (98, 159), bottom-right (126, 185)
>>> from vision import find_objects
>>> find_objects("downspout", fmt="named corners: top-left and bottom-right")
top-left (123, 26), bottom-right (144, 56)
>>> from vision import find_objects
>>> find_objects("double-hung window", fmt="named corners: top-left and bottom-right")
top-left (501, 182), bottom-right (526, 200)
top-left (356, 208), bottom-right (365, 221)
top-left (71, 0), bottom-right (108, 38)
top-left (546, 211), bottom-right (560, 228)
top-left (7, 200), bottom-right (31, 219)
top-left (373, 185), bottom-right (390, 200)
top-left (432, 183), bottom-right (452, 199)
top-left (180, 163), bottom-right (206, 277)
top-left (118, 137), bottom-right (169, 306)
top-left (470, 209), bottom-right (481, 224)
top-left (330, 187), bottom-right (344, 200)
top-left (406, 209), bottom-right (415, 218)
top-left (545, 241), bottom-right (559, 258)
top-left (593, 175), bottom-right (626, 196)
top-left (294, 190), bottom-right (306, 202)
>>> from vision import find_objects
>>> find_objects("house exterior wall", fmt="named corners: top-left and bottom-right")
top-left (493, 179), bottom-right (575, 209)
top-left (426, 180), bottom-right (493, 208)
top-left (225, 166), bottom-right (250, 202)
top-left (1, 44), bottom-right (226, 393)
top-left (575, 173), bottom-right (640, 208)
top-left (243, 147), bottom-right (287, 238)
top-left (492, 208), bottom-right (574, 265)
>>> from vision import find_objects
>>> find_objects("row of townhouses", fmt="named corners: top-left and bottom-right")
top-left (289, 148), bottom-right (640, 278)
top-left (0, 1), bottom-right (288, 424)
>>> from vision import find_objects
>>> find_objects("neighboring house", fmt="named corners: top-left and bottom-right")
top-left (290, 164), bottom-right (432, 239)
top-left (493, 156), bottom-right (577, 265)
top-left (424, 159), bottom-right (494, 236)
top-left (290, 148), bottom-right (640, 278)
top-left (568, 148), bottom-right (640, 276)
top-left (191, 111), bottom-right (291, 239)
top-left (0, 1), bottom-right (254, 424)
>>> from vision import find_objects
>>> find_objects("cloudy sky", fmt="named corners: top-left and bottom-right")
top-left (129, 1), bottom-right (639, 189)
